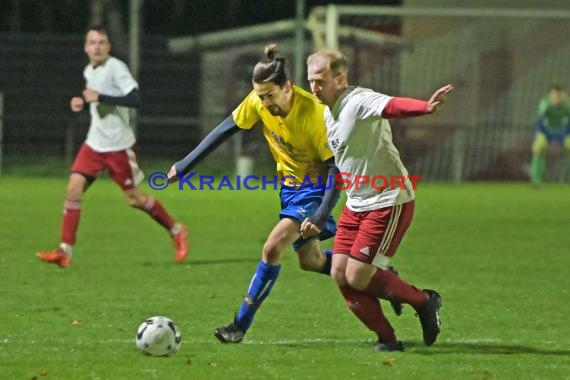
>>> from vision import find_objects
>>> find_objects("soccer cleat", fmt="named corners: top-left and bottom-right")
top-left (375, 340), bottom-right (404, 352)
top-left (36, 249), bottom-right (72, 268)
top-left (213, 320), bottom-right (245, 343)
top-left (387, 266), bottom-right (404, 316)
top-left (416, 289), bottom-right (442, 346)
top-left (172, 224), bottom-right (189, 263)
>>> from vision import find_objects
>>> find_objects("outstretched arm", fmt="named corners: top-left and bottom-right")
top-left (427, 84), bottom-right (454, 113)
top-left (300, 157), bottom-right (341, 238)
top-left (168, 116), bottom-right (241, 181)
top-left (381, 84), bottom-right (454, 118)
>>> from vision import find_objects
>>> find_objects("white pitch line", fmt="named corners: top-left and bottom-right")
top-left (444, 337), bottom-right (502, 344)
top-left (3, 337), bottom-right (511, 346)
top-left (103, 336), bottom-right (510, 345)
top-left (97, 338), bottom-right (376, 345)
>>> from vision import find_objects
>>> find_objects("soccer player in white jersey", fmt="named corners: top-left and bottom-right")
top-left (305, 49), bottom-right (453, 351)
top-left (37, 25), bottom-right (188, 268)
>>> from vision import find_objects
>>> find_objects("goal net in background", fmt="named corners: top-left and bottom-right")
top-left (308, 6), bottom-right (570, 182)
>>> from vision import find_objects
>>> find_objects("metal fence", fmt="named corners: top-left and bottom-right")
top-left (2, 6), bottom-right (570, 181)
top-left (0, 33), bottom-right (201, 171)
top-left (312, 5), bottom-right (570, 181)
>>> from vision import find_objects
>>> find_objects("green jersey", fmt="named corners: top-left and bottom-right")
top-left (537, 96), bottom-right (570, 132)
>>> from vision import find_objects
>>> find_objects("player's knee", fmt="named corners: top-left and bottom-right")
top-left (532, 135), bottom-right (548, 155)
top-left (299, 258), bottom-right (313, 271)
top-left (531, 142), bottom-right (546, 155)
top-left (330, 265), bottom-right (347, 286)
top-left (345, 270), bottom-right (368, 291)
top-left (66, 183), bottom-right (83, 201)
top-left (126, 194), bottom-right (145, 208)
top-left (298, 256), bottom-right (319, 272)
top-left (262, 241), bottom-right (284, 264)
top-left (66, 186), bottom-right (82, 200)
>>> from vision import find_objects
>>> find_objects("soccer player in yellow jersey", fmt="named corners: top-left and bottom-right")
top-left (168, 45), bottom-right (341, 343)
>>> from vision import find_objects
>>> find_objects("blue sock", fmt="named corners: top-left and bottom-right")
top-left (236, 260), bottom-right (281, 331)
top-left (318, 249), bottom-right (333, 276)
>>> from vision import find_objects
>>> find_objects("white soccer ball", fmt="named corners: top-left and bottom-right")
top-left (135, 316), bottom-right (182, 356)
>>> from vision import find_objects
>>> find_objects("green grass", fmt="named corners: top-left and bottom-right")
top-left (0, 177), bottom-right (569, 379)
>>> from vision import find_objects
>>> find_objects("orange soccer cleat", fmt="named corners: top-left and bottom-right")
top-left (172, 224), bottom-right (189, 263)
top-left (36, 249), bottom-right (72, 268)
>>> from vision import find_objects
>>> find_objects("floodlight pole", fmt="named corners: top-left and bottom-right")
top-left (325, 4), bottom-right (339, 50)
top-left (129, 0), bottom-right (142, 136)
top-left (294, 0), bottom-right (306, 87)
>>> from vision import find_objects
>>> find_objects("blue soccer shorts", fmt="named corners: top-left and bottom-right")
top-left (279, 185), bottom-right (337, 251)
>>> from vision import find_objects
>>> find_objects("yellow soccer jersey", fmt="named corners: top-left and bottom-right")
top-left (232, 86), bottom-right (333, 187)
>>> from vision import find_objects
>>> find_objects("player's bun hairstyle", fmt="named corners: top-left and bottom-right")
top-left (252, 44), bottom-right (289, 86)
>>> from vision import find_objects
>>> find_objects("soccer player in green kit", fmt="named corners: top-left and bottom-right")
top-left (531, 85), bottom-right (570, 187)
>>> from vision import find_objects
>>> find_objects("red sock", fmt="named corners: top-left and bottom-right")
top-left (138, 196), bottom-right (175, 230)
top-left (363, 269), bottom-right (428, 311)
top-left (339, 285), bottom-right (397, 343)
top-left (61, 200), bottom-right (81, 245)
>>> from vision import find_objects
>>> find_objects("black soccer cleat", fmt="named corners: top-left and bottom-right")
top-left (375, 340), bottom-right (404, 352)
top-left (213, 320), bottom-right (245, 343)
top-left (387, 266), bottom-right (404, 316)
top-left (416, 289), bottom-right (442, 346)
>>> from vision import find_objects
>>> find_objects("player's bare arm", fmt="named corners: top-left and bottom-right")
top-left (427, 84), bottom-right (454, 113)
top-left (300, 218), bottom-right (321, 239)
top-left (70, 96), bottom-right (84, 112)
top-left (168, 165), bottom-right (179, 183)
top-left (82, 88), bottom-right (99, 103)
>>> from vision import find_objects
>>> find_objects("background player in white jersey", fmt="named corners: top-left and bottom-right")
top-left (37, 25), bottom-right (188, 268)
top-left (305, 49), bottom-right (453, 351)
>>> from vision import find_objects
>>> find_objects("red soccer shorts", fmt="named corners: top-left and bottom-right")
top-left (333, 200), bottom-right (415, 268)
top-left (71, 143), bottom-right (144, 190)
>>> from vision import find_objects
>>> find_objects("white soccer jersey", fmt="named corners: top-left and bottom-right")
top-left (324, 87), bottom-right (415, 212)
top-left (83, 56), bottom-right (138, 152)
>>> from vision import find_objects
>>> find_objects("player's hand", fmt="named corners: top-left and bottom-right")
top-left (427, 84), bottom-right (454, 113)
top-left (82, 88), bottom-right (99, 103)
top-left (300, 218), bottom-right (322, 239)
top-left (168, 165), bottom-right (179, 183)
top-left (70, 97), bottom-right (84, 112)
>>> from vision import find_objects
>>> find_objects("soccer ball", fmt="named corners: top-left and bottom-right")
top-left (135, 316), bottom-right (182, 356)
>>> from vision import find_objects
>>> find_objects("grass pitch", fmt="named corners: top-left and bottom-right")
top-left (0, 177), bottom-right (569, 379)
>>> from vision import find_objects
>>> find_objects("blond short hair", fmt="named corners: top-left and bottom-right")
top-left (307, 49), bottom-right (348, 75)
